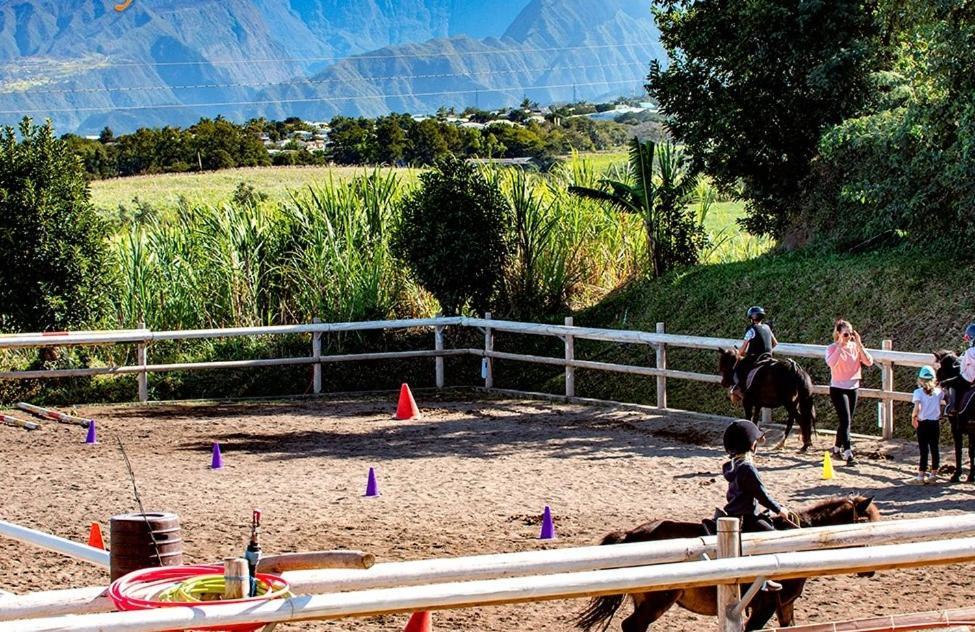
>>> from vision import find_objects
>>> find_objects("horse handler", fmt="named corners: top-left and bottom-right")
top-left (825, 319), bottom-right (874, 466)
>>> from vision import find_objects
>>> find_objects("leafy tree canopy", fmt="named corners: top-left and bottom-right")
top-left (649, 0), bottom-right (883, 238)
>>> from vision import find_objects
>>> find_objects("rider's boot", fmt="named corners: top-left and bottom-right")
top-left (762, 579), bottom-right (783, 592)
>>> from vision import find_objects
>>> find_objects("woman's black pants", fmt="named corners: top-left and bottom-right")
top-left (830, 386), bottom-right (858, 451)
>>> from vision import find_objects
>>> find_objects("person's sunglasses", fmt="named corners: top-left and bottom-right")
top-left (842, 332), bottom-right (851, 338)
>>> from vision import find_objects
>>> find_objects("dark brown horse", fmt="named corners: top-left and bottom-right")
top-left (718, 348), bottom-right (816, 452)
top-left (933, 350), bottom-right (975, 482)
top-left (575, 495), bottom-right (879, 632)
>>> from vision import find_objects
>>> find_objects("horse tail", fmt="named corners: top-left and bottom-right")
top-left (575, 531), bottom-right (628, 631)
top-left (796, 364), bottom-right (816, 444)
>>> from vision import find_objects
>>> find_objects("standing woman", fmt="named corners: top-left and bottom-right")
top-left (825, 320), bottom-right (874, 466)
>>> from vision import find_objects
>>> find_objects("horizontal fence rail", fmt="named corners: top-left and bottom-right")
top-left (13, 535), bottom-right (975, 632)
top-left (0, 316), bottom-right (935, 438)
top-left (7, 512), bottom-right (975, 623)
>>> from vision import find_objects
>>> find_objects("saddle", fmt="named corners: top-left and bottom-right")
top-left (948, 386), bottom-right (975, 429)
top-left (743, 355), bottom-right (776, 391)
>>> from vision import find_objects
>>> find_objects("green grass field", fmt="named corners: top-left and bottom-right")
top-left (89, 165), bottom-right (423, 210)
top-left (89, 152), bottom-right (762, 262)
top-left (88, 155), bottom-right (632, 211)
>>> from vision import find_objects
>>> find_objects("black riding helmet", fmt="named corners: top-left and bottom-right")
top-left (746, 306), bottom-right (766, 321)
top-left (723, 420), bottom-right (764, 455)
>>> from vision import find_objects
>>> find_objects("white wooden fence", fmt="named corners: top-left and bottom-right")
top-left (5, 513), bottom-right (975, 630)
top-left (0, 315), bottom-right (932, 439)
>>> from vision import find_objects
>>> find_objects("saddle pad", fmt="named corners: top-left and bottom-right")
top-left (745, 366), bottom-right (764, 391)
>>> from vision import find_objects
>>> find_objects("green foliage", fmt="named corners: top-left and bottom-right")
top-left (649, 0), bottom-right (883, 238)
top-left (801, 0), bottom-right (975, 254)
top-left (569, 138), bottom-right (708, 277)
top-left (0, 118), bottom-right (110, 331)
top-left (395, 157), bottom-right (512, 315)
top-left (112, 171), bottom-right (423, 329)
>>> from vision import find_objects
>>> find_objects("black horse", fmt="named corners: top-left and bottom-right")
top-left (718, 349), bottom-right (816, 452)
top-left (933, 350), bottom-right (975, 482)
top-left (575, 495), bottom-right (880, 632)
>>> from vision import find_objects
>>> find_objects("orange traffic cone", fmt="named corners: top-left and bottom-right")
top-left (403, 611), bottom-right (431, 632)
top-left (394, 383), bottom-right (421, 420)
top-left (88, 522), bottom-right (105, 550)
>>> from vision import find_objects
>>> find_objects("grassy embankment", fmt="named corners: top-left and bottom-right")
top-left (498, 248), bottom-right (968, 439)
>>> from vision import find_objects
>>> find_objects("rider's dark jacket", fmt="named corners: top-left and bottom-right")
top-left (722, 457), bottom-right (782, 517)
top-left (744, 323), bottom-right (774, 358)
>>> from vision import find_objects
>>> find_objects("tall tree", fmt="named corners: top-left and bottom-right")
top-left (394, 157), bottom-right (510, 314)
top-left (0, 118), bottom-right (110, 331)
top-left (649, 0), bottom-right (883, 238)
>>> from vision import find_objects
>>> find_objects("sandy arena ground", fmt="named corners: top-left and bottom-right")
top-left (2, 393), bottom-right (975, 631)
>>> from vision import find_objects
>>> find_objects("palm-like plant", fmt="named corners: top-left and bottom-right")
top-left (568, 138), bottom-right (706, 277)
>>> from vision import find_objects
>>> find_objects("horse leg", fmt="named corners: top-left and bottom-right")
top-left (776, 401), bottom-right (800, 452)
top-left (744, 593), bottom-right (779, 631)
top-left (775, 600), bottom-right (796, 627)
top-left (622, 591), bottom-right (682, 632)
top-left (967, 430), bottom-right (975, 483)
top-left (951, 415), bottom-right (964, 482)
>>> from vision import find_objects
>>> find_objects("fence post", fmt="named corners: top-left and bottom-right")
top-left (484, 312), bottom-right (494, 389)
top-left (881, 339), bottom-right (894, 439)
top-left (565, 317), bottom-right (575, 398)
top-left (136, 321), bottom-right (148, 404)
top-left (434, 324), bottom-right (445, 389)
top-left (655, 322), bottom-right (667, 410)
top-left (716, 517), bottom-right (743, 632)
top-left (312, 317), bottom-right (322, 395)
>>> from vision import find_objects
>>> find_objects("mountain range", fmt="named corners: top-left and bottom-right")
top-left (0, 0), bottom-right (662, 133)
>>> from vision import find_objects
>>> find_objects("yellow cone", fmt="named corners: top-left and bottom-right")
top-left (822, 451), bottom-right (835, 480)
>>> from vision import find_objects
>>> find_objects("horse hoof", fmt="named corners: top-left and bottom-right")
top-left (799, 445), bottom-right (810, 454)
top-left (950, 474), bottom-right (962, 483)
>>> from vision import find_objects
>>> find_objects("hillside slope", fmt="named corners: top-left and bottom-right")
top-left (511, 248), bottom-right (973, 437)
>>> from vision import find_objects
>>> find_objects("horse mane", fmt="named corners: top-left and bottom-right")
top-left (795, 495), bottom-right (876, 525)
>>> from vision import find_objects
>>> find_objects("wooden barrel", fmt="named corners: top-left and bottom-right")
top-left (109, 512), bottom-right (184, 581)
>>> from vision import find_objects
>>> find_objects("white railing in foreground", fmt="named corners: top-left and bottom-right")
top-left (0, 315), bottom-right (932, 439)
top-left (5, 512), bottom-right (975, 623)
top-left (12, 534), bottom-right (975, 632)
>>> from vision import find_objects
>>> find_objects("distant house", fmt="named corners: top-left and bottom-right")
top-left (468, 156), bottom-right (537, 167)
top-left (460, 121), bottom-right (486, 130)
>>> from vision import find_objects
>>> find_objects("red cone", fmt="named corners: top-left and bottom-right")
top-left (403, 611), bottom-right (431, 632)
top-left (394, 383), bottom-right (421, 420)
top-left (88, 522), bottom-right (105, 550)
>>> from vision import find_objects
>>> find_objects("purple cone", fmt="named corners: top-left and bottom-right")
top-left (539, 505), bottom-right (556, 540)
top-left (210, 443), bottom-right (223, 469)
top-left (84, 421), bottom-right (97, 444)
top-left (364, 467), bottom-right (380, 497)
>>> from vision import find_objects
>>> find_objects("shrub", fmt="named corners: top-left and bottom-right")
top-left (395, 157), bottom-right (511, 314)
top-left (0, 118), bottom-right (110, 331)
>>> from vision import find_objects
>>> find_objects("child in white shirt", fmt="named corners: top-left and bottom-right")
top-left (912, 365), bottom-right (945, 484)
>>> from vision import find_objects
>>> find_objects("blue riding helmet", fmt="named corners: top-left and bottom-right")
top-left (746, 306), bottom-right (766, 320)
top-left (965, 323), bottom-right (975, 345)
top-left (918, 365), bottom-right (936, 380)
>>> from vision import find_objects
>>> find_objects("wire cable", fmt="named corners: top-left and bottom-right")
top-left (12, 61), bottom-right (649, 96)
top-left (9, 41), bottom-right (654, 70)
top-left (0, 78), bottom-right (647, 115)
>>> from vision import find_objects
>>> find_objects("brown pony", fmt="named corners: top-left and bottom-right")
top-left (718, 348), bottom-right (816, 452)
top-left (575, 495), bottom-right (879, 632)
